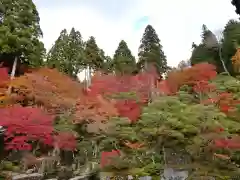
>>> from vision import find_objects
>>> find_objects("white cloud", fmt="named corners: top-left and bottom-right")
top-left (35, 0), bottom-right (239, 69)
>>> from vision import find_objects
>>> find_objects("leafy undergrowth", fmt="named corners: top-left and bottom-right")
top-left (83, 63), bottom-right (240, 179)
top-left (2, 63), bottom-right (240, 179)
top-left (0, 67), bottom-right (78, 177)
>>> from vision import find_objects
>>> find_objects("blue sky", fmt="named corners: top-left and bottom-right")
top-left (34, 0), bottom-right (239, 67)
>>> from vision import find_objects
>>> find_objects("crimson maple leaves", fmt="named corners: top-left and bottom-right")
top-left (0, 67), bottom-right (78, 152)
top-left (74, 70), bottom-right (157, 124)
top-left (0, 106), bottom-right (76, 151)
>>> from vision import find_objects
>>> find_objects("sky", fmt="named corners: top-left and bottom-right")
top-left (34, 0), bottom-right (239, 68)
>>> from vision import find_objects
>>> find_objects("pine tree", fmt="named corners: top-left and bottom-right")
top-left (100, 49), bottom-right (113, 74)
top-left (201, 24), bottom-right (218, 47)
top-left (46, 28), bottom-right (84, 78)
top-left (65, 28), bottom-right (84, 78)
top-left (232, 0), bottom-right (240, 16)
top-left (113, 40), bottom-right (136, 75)
top-left (0, 0), bottom-right (45, 68)
top-left (47, 29), bottom-right (68, 71)
top-left (84, 36), bottom-right (104, 71)
top-left (190, 25), bottom-right (224, 73)
top-left (138, 25), bottom-right (167, 74)
top-left (222, 20), bottom-right (240, 75)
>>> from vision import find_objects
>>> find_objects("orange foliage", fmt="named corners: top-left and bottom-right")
top-left (163, 63), bottom-right (217, 94)
top-left (232, 48), bottom-right (240, 65)
top-left (123, 141), bottom-right (144, 149)
top-left (77, 69), bottom-right (159, 124)
top-left (10, 68), bottom-right (82, 114)
top-left (232, 48), bottom-right (240, 72)
top-left (73, 94), bottom-right (118, 124)
top-left (0, 67), bottom-right (10, 104)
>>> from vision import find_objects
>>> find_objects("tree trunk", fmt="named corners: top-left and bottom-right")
top-left (7, 56), bottom-right (18, 95)
top-left (219, 46), bottom-right (230, 76)
top-left (88, 66), bottom-right (91, 87)
top-left (84, 68), bottom-right (87, 89)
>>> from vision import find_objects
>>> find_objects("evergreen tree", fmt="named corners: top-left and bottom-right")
top-left (46, 28), bottom-right (84, 78)
top-left (0, 0), bottom-right (45, 69)
top-left (47, 29), bottom-right (68, 71)
top-left (99, 49), bottom-right (113, 74)
top-left (177, 60), bottom-right (191, 70)
top-left (201, 24), bottom-right (218, 47)
top-left (84, 36), bottom-right (104, 71)
top-left (232, 0), bottom-right (240, 16)
top-left (65, 28), bottom-right (84, 78)
top-left (190, 24), bottom-right (224, 73)
top-left (138, 25), bottom-right (167, 74)
top-left (113, 40), bottom-right (136, 75)
top-left (222, 20), bottom-right (240, 75)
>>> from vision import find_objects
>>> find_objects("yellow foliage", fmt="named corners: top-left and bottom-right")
top-left (10, 68), bottom-right (83, 114)
top-left (232, 48), bottom-right (240, 72)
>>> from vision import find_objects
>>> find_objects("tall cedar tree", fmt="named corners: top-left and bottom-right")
top-left (0, 0), bottom-right (45, 69)
top-left (99, 49), bottom-right (113, 74)
top-left (47, 29), bottom-right (68, 73)
top-left (102, 55), bottom-right (114, 74)
top-left (138, 25), bottom-right (167, 74)
top-left (221, 20), bottom-right (240, 75)
top-left (232, 0), bottom-right (240, 15)
top-left (46, 28), bottom-right (84, 78)
top-left (190, 24), bottom-right (224, 73)
top-left (113, 40), bottom-right (136, 75)
top-left (85, 36), bottom-right (104, 71)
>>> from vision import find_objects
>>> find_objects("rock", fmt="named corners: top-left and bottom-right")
top-left (161, 168), bottom-right (188, 180)
top-left (26, 169), bottom-right (35, 174)
top-left (12, 173), bottom-right (43, 180)
top-left (69, 175), bottom-right (89, 180)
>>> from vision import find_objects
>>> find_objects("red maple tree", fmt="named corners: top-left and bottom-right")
top-left (100, 149), bottom-right (121, 168)
top-left (0, 106), bottom-right (76, 151)
top-left (75, 70), bottom-right (158, 123)
top-left (163, 63), bottom-right (217, 94)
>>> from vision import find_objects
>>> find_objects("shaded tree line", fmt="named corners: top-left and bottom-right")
top-left (189, 2), bottom-right (240, 75)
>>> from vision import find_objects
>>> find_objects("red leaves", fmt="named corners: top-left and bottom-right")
top-left (54, 132), bottom-right (77, 151)
top-left (100, 149), bottom-right (121, 168)
top-left (214, 138), bottom-right (240, 149)
top-left (0, 67), bottom-right (9, 101)
top-left (89, 71), bottom-right (155, 99)
top-left (76, 70), bottom-right (159, 123)
top-left (193, 80), bottom-right (216, 93)
top-left (214, 129), bottom-right (240, 150)
top-left (158, 80), bottom-right (171, 95)
top-left (0, 106), bottom-right (54, 150)
top-left (74, 94), bottom-right (118, 123)
top-left (115, 100), bottom-right (142, 123)
top-left (0, 106), bottom-right (76, 151)
top-left (0, 67), bottom-right (9, 84)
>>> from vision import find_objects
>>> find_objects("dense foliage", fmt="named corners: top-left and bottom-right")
top-left (138, 25), bottom-right (168, 74)
top-left (46, 28), bottom-right (85, 78)
top-left (112, 40), bottom-right (137, 75)
top-left (232, 0), bottom-right (240, 16)
top-left (0, 0), bottom-right (45, 68)
top-left (2, 0), bottom-right (240, 179)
